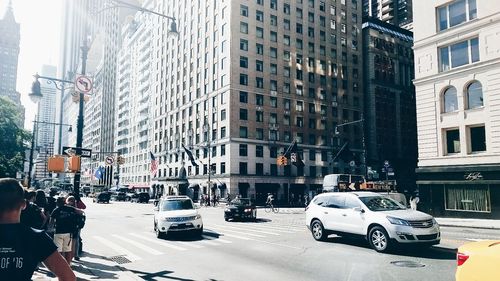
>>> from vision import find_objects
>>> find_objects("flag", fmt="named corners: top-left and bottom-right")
top-left (94, 166), bottom-right (105, 180)
top-left (284, 140), bottom-right (305, 167)
top-left (150, 152), bottom-right (158, 177)
top-left (182, 143), bottom-right (199, 167)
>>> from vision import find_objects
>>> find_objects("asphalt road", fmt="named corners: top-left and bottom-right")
top-left (75, 198), bottom-right (500, 281)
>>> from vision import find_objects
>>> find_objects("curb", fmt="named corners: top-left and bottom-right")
top-left (438, 223), bottom-right (500, 230)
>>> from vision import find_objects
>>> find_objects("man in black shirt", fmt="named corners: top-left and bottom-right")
top-left (50, 196), bottom-right (83, 265)
top-left (0, 178), bottom-right (75, 281)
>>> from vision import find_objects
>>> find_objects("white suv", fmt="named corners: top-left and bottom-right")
top-left (154, 196), bottom-right (203, 238)
top-left (305, 192), bottom-right (440, 252)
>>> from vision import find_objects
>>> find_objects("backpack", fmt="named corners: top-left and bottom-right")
top-left (75, 213), bottom-right (86, 229)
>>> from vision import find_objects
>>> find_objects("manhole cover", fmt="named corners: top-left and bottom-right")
top-left (390, 261), bottom-right (425, 268)
top-left (108, 255), bottom-right (132, 264)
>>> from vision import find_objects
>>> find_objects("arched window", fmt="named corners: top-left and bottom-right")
top-left (466, 81), bottom-right (483, 109)
top-left (443, 87), bottom-right (458, 113)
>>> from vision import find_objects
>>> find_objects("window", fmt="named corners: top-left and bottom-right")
top-left (270, 47), bottom-right (277, 58)
top-left (256, 27), bottom-right (264, 38)
top-left (445, 128), bottom-right (460, 154)
top-left (240, 91), bottom-right (248, 103)
top-left (270, 31), bottom-right (277, 42)
top-left (256, 111), bottom-right (264, 122)
top-left (270, 97), bottom-right (278, 108)
top-left (257, 0), bottom-right (264, 5)
top-left (270, 80), bottom-right (278, 91)
top-left (221, 144), bottom-right (226, 156)
top-left (221, 127), bottom-right (226, 138)
top-left (270, 15), bottom-right (278, 26)
top-left (256, 163), bottom-right (264, 175)
top-left (284, 19), bottom-right (290, 30)
top-left (284, 3), bottom-right (291, 14)
top-left (240, 126), bottom-right (248, 138)
top-left (437, 0), bottom-right (477, 31)
top-left (240, 22), bottom-right (248, 34)
top-left (239, 144), bottom-right (248, 156)
top-left (296, 23), bottom-right (303, 34)
top-left (256, 145), bottom-right (264, 157)
top-left (240, 39), bottom-right (248, 51)
top-left (256, 43), bottom-right (264, 55)
top-left (270, 63), bottom-right (277, 74)
top-left (270, 113), bottom-right (278, 124)
top-left (256, 94), bottom-right (264, 105)
top-left (256, 60), bottom-right (264, 72)
top-left (239, 162), bottom-right (248, 175)
top-left (466, 81), bottom-right (483, 109)
top-left (284, 35), bottom-right (290, 46)
top-left (439, 38), bottom-right (479, 71)
top-left (220, 162), bottom-right (226, 174)
top-left (240, 5), bottom-right (248, 17)
top-left (256, 10), bottom-right (264, 22)
top-left (445, 185), bottom-right (490, 212)
top-left (240, 56), bottom-right (248, 68)
top-left (270, 0), bottom-right (277, 10)
top-left (296, 101), bottom-right (304, 112)
top-left (284, 51), bottom-right (291, 61)
top-left (469, 125), bottom-right (486, 152)
top-left (221, 109), bottom-right (226, 121)
top-left (443, 87), bottom-right (458, 113)
top-left (240, 74), bottom-right (248, 85)
top-left (256, 128), bottom-right (264, 140)
top-left (240, 108), bottom-right (248, 120)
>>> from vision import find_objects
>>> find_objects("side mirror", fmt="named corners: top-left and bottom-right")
top-left (153, 206), bottom-right (159, 212)
top-left (354, 207), bottom-right (365, 213)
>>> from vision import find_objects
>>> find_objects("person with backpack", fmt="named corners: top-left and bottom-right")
top-left (65, 196), bottom-right (85, 261)
top-left (20, 189), bottom-right (46, 230)
top-left (50, 196), bottom-right (83, 265)
top-left (0, 178), bottom-right (76, 281)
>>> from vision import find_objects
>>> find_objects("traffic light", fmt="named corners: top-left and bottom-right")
top-left (68, 156), bottom-right (81, 172)
top-left (276, 156), bottom-right (289, 166)
top-left (47, 156), bottom-right (65, 173)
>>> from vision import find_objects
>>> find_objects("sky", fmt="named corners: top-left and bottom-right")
top-left (1, 0), bottom-right (63, 129)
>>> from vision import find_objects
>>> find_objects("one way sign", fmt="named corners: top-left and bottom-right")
top-left (63, 146), bottom-right (92, 158)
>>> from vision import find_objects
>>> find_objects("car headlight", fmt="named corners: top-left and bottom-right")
top-left (195, 214), bottom-right (202, 219)
top-left (224, 208), bottom-right (230, 212)
top-left (244, 208), bottom-right (252, 212)
top-left (387, 216), bottom-right (410, 226)
top-left (432, 218), bottom-right (437, 225)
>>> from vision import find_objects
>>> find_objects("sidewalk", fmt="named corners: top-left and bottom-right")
top-left (436, 217), bottom-right (500, 230)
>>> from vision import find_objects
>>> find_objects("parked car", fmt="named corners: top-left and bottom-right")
top-left (456, 240), bottom-right (500, 281)
top-left (93, 192), bottom-right (111, 204)
top-left (224, 198), bottom-right (257, 221)
top-left (305, 191), bottom-right (440, 253)
top-left (132, 192), bottom-right (150, 203)
top-left (115, 192), bottom-right (127, 201)
top-left (153, 196), bottom-right (203, 238)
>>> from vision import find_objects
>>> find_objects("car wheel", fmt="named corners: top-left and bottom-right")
top-left (310, 219), bottom-right (327, 241)
top-left (224, 217), bottom-right (229, 222)
top-left (368, 226), bottom-right (391, 253)
top-left (155, 224), bottom-right (165, 239)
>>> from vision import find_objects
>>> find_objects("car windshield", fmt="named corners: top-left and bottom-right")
top-left (160, 199), bottom-right (194, 211)
top-left (231, 199), bottom-right (251, 206)
top-left (359, 196), bottom-right (406, 211)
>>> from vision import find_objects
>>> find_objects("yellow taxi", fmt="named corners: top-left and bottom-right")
top-left (456, 240), bottom-right (500, 281)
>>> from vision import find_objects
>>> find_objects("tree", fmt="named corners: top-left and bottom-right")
top-left (0, 96), bottom-right (30, 178)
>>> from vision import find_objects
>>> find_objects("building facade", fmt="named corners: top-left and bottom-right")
top-left (362, 18), bottom-right (417, 190)
top-left (362, 0), bottom-right (412, 30)
top-left (150, 0), bottom-right (364, 204)
top-left (34, 65), bottom-right (58, 180)
top-left (413, 0), bottom-right (500, 218)
top-left (114, 5), bottom-right (154, 189)
top-left (0, 1), bottom-right (24, 127)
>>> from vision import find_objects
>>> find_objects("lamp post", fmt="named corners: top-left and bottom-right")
top-left (202, 123), bottom-right (213, 204)
top-left (333, 117), bottom-right (366, 176)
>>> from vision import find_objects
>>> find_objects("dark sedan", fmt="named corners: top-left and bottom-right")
top-left (224, 198), bottom-right (257, 221)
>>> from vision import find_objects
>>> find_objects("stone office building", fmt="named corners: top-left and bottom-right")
top-left (413, 0), bottom-right (500, 218)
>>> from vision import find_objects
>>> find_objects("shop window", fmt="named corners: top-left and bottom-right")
top-left (445, 185), bottom-right (490, 212)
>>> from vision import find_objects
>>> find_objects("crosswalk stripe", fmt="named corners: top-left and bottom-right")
top-left (93, 236), bottom-right (141, 261)
top-left (208, 225), bottom-right (266, 238)
top-left (202, 235), bottom-right (232, 244)
top-left (230, 223), bottom-right (297, 233)
top-left (111, 234), bottom-right (163, 255)
top-left (205, 229), bottom-right (251, 240)
top-left (175, 241), bottom-right (205, 249)
top-left (215, 224), bottom-right (280, 236)
top-left (130, 233), bottom-right (187, 251)
top-left (197, 239), bottom-right (219, 246)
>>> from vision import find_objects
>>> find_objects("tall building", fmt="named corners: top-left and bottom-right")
top-left (362, 0), bottom-right (412, 30)
top-left (34, 65), bottom-right (58, 180)
top-left (413, 0), bottom-right (500, 218)
top-left (150, 0), bottom-right (364, 204)
top-left (362, 17), bottom-right (416, 190)
top-left (114, 5), bottom-right (154, 189)
top-left (0, 1), bottom-right (24, 127)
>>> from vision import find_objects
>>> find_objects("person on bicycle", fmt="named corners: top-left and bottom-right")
top-left (266, 193), bottom-right (274, 206)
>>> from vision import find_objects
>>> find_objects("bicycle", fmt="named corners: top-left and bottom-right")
top-left (264, 203), bottom-right (279, 213)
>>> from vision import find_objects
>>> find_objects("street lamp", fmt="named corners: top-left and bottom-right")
top-left (333, 117), bottom-right (367, 176)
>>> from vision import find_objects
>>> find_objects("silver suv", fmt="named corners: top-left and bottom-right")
top-left (305, 192), bottom-right (440, 252)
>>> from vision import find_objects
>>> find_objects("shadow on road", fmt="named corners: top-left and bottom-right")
top-left (130, 269), bottom-right (195, 281)
top-left (226, 218), bottom-right (272, 223)
top-left (324, 236), bottom-right (456, 260)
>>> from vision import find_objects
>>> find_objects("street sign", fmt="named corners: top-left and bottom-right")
top-left (105, 156), bottom-right (114, 165)
top-left (349, 160), bottom-right (356, 167)
top-left (384, 160), bottom-right (390, 168)
top-left (290, 153), bottom-right (297, 163)
top-left (62, 146), bottom-right (92, 158)
top-left (387, 167), bottom-right (395, 176)
top-left (117, 156), bottom-right (126, 165)
top-left (75, 75), bottom-right (93, 94)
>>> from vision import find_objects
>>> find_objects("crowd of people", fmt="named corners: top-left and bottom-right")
top-left (0, 177), bottom-right (87, 280)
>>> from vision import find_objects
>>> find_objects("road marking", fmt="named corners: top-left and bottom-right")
top-left (209, 225), bottom-right (266, 238)
top-left (231, 223), bottom-right (297, 233)
top-left (93, 236), bottom-right (141, 261)
top-left (215, 224), bottom-right (280, 236)
top-left (175, 241), bottom-right (205, 249)
top-left (202, 235), bottom-right (232, 244)
top-left (205, 229), bottom-right (251, 240)
top-left (111, 234), bottom-right (163, 255)
top-left (130, 233), bottom-right (187, 251)
top-left (196, 239), bottom-right (219, 246)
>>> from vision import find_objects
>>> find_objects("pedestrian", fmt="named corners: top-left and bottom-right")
top-left (304, 194), bottom-right (309, 207)
top-left (20, 189), bottom-right (46, 230)
top-left (65, 196), bottom-right (86, 261)
top-left (50, 196), bottom-right (84, 265)
top-left (410, 194), bottom-right (420, 211)
top-left (0, 178), bottom-right (75, 281)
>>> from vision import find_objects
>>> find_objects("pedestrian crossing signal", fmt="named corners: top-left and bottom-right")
top-left (68, 156), bottom-right (81, 172)
top-left (47, 156), bottom-right (65, 173)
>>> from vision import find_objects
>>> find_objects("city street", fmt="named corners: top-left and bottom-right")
top-left (47, 198), bottom-right (500, 281)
